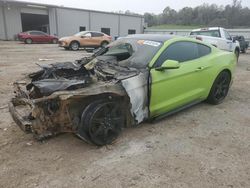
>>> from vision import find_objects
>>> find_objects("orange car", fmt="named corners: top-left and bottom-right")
top-left (58, 31), bottom-right (112, 51)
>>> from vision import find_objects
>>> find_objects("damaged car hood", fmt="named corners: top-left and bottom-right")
top-left (27, 54), bottom-right (142, 98)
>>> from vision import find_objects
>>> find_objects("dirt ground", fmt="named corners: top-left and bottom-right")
top-left (0, 41), bottom-right (249, 188)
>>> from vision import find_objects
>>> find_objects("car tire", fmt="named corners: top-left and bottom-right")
top-left (25, 38), bottom-right (33, 44)
top-left (52, 38), bottom-right (58, 44)
top-left (101, 41), bottom-right (109, 48)
top-left (235, 48), bottom-right (240, 60)
top-left (70, 41), bottom-right (80, 51)
top-left (206, 71), bottom-right (231, 105)
top-left (242, 48), bottom-right (246, 53)
top-left (78, 99), bottom-right (124, 146)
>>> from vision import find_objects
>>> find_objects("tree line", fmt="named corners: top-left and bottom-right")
top-left (144, 0), bottom-right (250, 28)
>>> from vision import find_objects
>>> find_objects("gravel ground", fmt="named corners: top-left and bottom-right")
top-left (0, 41), bottom-right (249, 188)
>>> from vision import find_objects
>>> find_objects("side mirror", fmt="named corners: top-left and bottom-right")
top-left (155, 60), bottom-right (180, 71)
top-left (232, 37), bottom-right (236, 43)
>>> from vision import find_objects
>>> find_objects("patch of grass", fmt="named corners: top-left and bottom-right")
top-left (148, 24), bottom-right (204, 29)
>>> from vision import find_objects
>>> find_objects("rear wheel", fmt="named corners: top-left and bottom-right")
top-left (25, 38), bottom-right (32, 44)
top-left (235, 48), bottom-right (240, 60)
top-left (206, 71), bottom-right (231, 105)
top-left (70, 41), bottom-right (79, 51)
top-left (242, 48), bottom-right (246, 53)
top-left (101, 41), bottom-right (109, 48)
top-left (78, 100), bottom-right (124, 146)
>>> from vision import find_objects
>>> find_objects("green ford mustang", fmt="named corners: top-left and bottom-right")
top-left (9, 34), bottom-right (237, 145)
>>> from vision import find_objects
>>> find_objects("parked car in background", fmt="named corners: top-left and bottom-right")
top-left (190, 27), bottom-right (241, 59)
top-left (9, 34), bottom-right (237, 145)
top-left (18, 31), bottom-right (58, 44)
top-left (232, 35), bottom-right (249, 53)
top-left (58, 31), bottom-right (112, 51)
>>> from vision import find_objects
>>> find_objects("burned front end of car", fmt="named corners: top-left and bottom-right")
top-left (10, 93), bottom-right (73, 140)
top-left (9, 37), bottom-right (162, 144)
top-left (9, 59), bottom-right (132, 139)
top-left (9, 57), bottom-right (92, 139)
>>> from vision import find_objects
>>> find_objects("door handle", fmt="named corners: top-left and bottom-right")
top-left (195, 66), bottom-right (205, 72)
top-left (195, 66), bottom-right (210, 72)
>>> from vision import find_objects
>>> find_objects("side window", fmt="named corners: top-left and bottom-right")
top-left (29, 32), bottom-right (36, 35)
top-left (30, 31), bottom-right (44, 36)
top-left (34, 31), bottom-right (46, 36)
top-left (154, 41), bottom-right (199, 67)
top-left (224, 30), bottom-right (232, 40)
top-left (84, 32), bottom-right (91, 37)
top-left (91, 32), bottom-right (104, 37)
top-left (197, 43), bottom-right (211, 58)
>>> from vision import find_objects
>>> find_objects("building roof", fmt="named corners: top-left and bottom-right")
top-left (0, 0), bottom-right (144, 18)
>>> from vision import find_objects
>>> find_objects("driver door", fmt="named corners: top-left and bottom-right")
top-left (90, 32), bottom-right (105, 46)
top-left (150, 41), bottom-right (210, 118)
top-left (79, 32), bottom-right (92, 47)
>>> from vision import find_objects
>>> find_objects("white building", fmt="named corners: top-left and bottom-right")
top-left (0, 0), bottom-right (145, 40)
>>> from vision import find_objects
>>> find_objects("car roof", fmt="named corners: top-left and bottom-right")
top-left (124, 34), bottom-right (175, 43)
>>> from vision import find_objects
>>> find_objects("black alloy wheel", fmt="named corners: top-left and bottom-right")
top-left (207, 71), bottom-right (231, 105)
top-left (79, 100), bottom-right (124, 146)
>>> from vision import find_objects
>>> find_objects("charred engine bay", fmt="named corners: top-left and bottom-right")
top-left (25, 51), bottom-right (140, 99)
top-left (27, 60), bottom-right (92, 98)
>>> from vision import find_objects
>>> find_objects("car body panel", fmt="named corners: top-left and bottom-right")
top-left (148, 37), bottom-right (236, 118)
top-left (121, 72), bottom-right (149, 123)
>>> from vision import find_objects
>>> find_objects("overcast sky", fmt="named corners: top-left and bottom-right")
top-left (17, 0), bottom-right (250, 14)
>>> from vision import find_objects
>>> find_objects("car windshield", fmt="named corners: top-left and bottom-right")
top-left (74, 31), bottom-right (88, 37)
top-left (103, 38), bottom-right (163, 68)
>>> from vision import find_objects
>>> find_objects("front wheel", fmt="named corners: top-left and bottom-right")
top-left (206, 71), bottom-right (231, 105)
top-left (52, 38), bottom-right (58, 44)
top-left (78, 100), bottom-right (124, 146)
top-left (70, 41), bottom-right (79, 51)
top-left (25, 38), bottom-right (32, 44)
